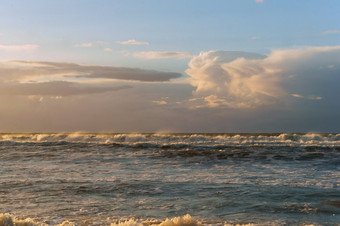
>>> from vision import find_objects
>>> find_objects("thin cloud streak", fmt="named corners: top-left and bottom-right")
top-left (291, 94), bottom-right (304, 98)
top-left (152, 100), bottom-right (168, 105)
top-left (134, 51), bottom-right (192, 59)
top-left (251, 36), bottom-right (261, 40)
top-left (118, 40), bottom-right (149, 45)
top-left (322, 30), bottom-right (340, 35)
top-left (0, 81), bottom-right (131, 96)
top-left (74, 42), bottom-right (93, 47)
top-left (6, 61), bottom-right (182, 82)
top-left (0, 44), bottom-right (39, 51)
top-left (74, 41), bottom-right (106, 47)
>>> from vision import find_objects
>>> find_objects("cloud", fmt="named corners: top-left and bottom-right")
top-left (255, 0), bottom-right (263, 3)
top-left (308, 96), bottom-right (322, 100)
top-left (118, 40), bottom-right (149, 45)
top-left (104, 48), bottom-right (112, 52)
top-left (74, 41), bottom-right (105, 47)
top-left (0, 44), bottom-right (39, 51)
top-left (134, 51), bottom-right (192, 59)
top-left (75, 42), bottom-right (93, 47)
top-left (152, 100), bottom-right (167, 105)
top-left (27, 95), bottom-right (63, 102)
top-left (28, 95), bottom-right (44, 102)
top-left (0, 81), bottom-right (131, 96)
top-left (186, 47), bottom-right (340, 108)
top-left (251, 36), bottom-right (261, 40)
top-left (322, 30), bottom-right (340, 35)
top-left (199, 95), bottom-right (230, 108)
top-left (5, 61), bottom-right (182, 82)
top-left (291, 94), bottom-right (322, 100)
top-left (291, 94), bottom-right (304, 98)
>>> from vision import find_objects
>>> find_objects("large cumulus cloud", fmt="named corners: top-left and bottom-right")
top-left (186, 47), bottom-right (340, 108)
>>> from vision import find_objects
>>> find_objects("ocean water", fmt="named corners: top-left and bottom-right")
top-left (0, 133), bottom-right (339, 226)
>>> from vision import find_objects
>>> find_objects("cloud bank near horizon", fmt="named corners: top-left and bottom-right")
top-left (0, 81), bottom-right (131, 96)
top-left (0, 60), bottom-right (182, 97)
top-left (1, 61), bottom-right (182, 83)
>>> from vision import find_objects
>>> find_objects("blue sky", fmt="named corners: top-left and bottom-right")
top-left (0, 0), bottom-right (340, 132)
top-left (1, 0), bottom-right (339, 63)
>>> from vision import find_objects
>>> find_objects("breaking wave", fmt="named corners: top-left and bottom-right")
top-left (0, 213), bottom-right (317, 226)
top-left (0, 133), bottom-right (339, 148)
top-left (0, 213), bottom-right (74, 226)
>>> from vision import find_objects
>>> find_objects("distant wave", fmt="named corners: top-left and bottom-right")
top-left (0, 133), bottom-right (339, 148)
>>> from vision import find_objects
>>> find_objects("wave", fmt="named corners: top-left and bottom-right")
top-left (0, 213), bottom-right (75, 226)
top-left (0, 133), bottom-right (339, 147)
top-left (0, 213), bottom-right (317, 226)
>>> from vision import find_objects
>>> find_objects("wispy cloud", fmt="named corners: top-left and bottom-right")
top-left (152, 100), bottom-right (168, 105)
top-left (255, 0), bottom-right (263, 3)
top-left (28, 95), bottom-right (44, 102)
top-left (104, 48), bottom-right (112, 52)
top-left (322, 30), bottom-right (340, 35)
top-left (74, 41), bottom-right (105, 48)
top-left (0, 44), bottom-right (39, 51)
top-left (75, 42), bottom-right (93, 47)
top-left (203, 95), bottom-right (229, 108)
top-left (4, 60), bottom-right (182, 82)
top-left (251, 36), bottom-right (261, 40)
top-left (291, 94), bottom-right (323, 100)
top-left (118, 40), bottom-right (149, 45)
top-left (0, 81), bottom-right (131, 96)
top-left (291, 94), bottom-right (304, 98)
top-left (308, 96), bottom-right (322, 100)
top-left (134, 51), bottom-right (192, 59)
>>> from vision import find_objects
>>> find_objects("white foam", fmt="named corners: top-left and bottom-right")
top-left (0, 133), bottom-right (339, 147)
top-left (0, 213), bottom-right (40, 226)
top-left (0, 213), bottom-right (323, 226)
top-left (110, 214), bottom-right (254, 226)
top-left (0, 213), bottom-right (79, 226)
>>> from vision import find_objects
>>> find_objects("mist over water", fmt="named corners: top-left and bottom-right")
top-left (0, 133), bottom-right (339, 225)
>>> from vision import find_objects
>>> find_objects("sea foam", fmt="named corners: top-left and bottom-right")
top-left (0, 133), bottom-right (339, 147)
top-left (0, 213), bottom-right (320, 226)
top-left (0, 213), bottom-right (40, 226)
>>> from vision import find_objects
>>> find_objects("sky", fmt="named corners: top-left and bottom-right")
top-left (0, 0), bottom-right (340, 133)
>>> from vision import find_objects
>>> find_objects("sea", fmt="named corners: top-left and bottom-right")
top-left (0, 133), bottom-right (339, 226)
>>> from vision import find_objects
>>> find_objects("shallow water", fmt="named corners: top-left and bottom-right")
top-left (0, 133), bottom-right (339, 225)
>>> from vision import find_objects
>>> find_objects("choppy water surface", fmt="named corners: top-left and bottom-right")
top-left (0, 133), bottom-right (339, 225)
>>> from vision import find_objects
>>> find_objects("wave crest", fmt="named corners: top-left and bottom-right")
top-left (0, 213), bottom-right (321, 226)
top-left (0, 213), bottom-right (79, 226)
top-left (0, 213), bottom-right (40, 226)
top-left (0, 133), bottom-right (339, 148)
